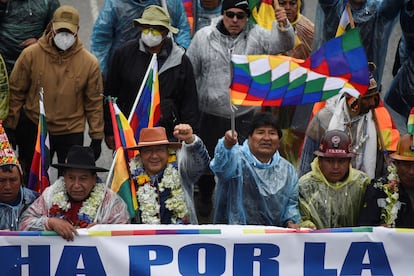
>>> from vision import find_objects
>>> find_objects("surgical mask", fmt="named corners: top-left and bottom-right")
top-left (141, 31), bottom-right (163, 47)
top-left (53, 32), bottom-right (76, 51)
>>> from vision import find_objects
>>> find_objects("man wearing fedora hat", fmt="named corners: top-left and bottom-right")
top-left (19, 145), bottom-right (129, 241)
top-left (359, 133), bottom-right (414, 228)
top-left (128, 124), bottom-right (209, 224)
top-left (104, 5), bottom-right (199, 150)
top-left (299, 130), bottom-right (370, 229)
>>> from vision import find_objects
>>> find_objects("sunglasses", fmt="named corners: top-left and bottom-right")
top-left (225, 11), bottom-right (247, 20)
top-left (141, 28), bottom-right (162, 36)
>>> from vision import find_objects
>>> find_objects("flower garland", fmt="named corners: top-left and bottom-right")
top-left (48, 178), bottom-right (106, 228)
top-left (373, 164), bottom-right (401, 227)
top-left (130, 152), bottom-right (189, 224)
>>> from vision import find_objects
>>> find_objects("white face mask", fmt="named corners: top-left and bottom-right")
top-left (53, 32), bottom-right (76, 51)
top-left (141, 32), bottom-right (163, 48)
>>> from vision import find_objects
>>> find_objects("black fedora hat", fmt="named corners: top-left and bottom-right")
top-left (51, 145), bottom-right (108, 172)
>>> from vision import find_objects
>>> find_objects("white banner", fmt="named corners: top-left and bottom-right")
top-left (0, 225), bottom-right (413, 275)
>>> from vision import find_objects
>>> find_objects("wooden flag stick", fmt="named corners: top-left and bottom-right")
top-left (231, 107), bottom-right (235, 138)
top-left (345, 2), bottom-right (355, 29)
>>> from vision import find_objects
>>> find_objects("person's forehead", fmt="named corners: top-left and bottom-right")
top-left (0, 166), bottom-right (20, 176)
top-left (141, 24), bottom-right (166, 30)
top-left (224, 7), bottom-right (246, 13)
top-left (279, 0), bottom-right (298, 3)
top-left (140, 144), bottom-right (168, 150)
top-left (254, 126), bottom-right (277, 131)
top-left (320, 157), bottom-right (350, 161)
top-left (55, 27), bottom-right (74, 33)
top-left (64, 168), bottom-right (93, 176)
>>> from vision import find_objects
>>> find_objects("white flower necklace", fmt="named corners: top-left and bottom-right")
top-left (48, 178), bottom-right (106, 227)
top-left (130, 155), bottom-right (189, 224)
top-left (373, 164), bottom-right (401, 228)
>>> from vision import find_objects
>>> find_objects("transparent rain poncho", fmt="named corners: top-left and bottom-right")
top-left (299, 158), bottom-right (371, 229)
top-left (211, 139), bottom-right (300, 226)
top-left (0, 187), bottom-right (38, 230)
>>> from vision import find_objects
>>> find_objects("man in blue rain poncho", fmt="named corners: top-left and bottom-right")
top-left (384, 0), bottom-right (414, 125)
top-left (313, 0), bottom-right (404, 84)
top-left (90, 0), bottom-right (191, 78)
top-left (210, 112), bottom-right (300, 228)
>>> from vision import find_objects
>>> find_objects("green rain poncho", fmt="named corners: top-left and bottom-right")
top-left (299, 157), bottom-right (370, 229)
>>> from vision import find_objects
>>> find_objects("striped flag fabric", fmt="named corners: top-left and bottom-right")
top-left (375, 102), bottom-right (399, 152)
top-left (182, 0), bottom-right (194, 34)
top-left (108, 98), bottom-right (138, 218)
top-left (111, 147), bottom-right (138, 218)
top-left (407, 107), bottom-right (414, 135)
top-left (130, 57), bottom-right (161, 143)
top-left (336, 2), bottom-right (352, 36)
top-left (230, 29), bottom-right (369, 106)
top-left (28, 89), bottom-right (50, 193)
top-left (113, 101), bottom-right (137, 150)
top-left (250, 0), bottom-right (275, 30)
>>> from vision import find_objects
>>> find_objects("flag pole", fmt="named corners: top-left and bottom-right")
top-left (231, 107), bottom-right (235, 138)
top-left (128, 53), bottom-right (157, 122)
top-left (106, 55), bottom-right (156, 187)
top-left (105, 96), bottom-right (119, 187)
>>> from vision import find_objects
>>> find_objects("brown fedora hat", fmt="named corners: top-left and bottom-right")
top-left (128, 127), bottom-right (181, 150)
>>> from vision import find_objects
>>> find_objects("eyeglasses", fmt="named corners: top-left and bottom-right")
top-left (142, 28), bottom-right (162, 36)
top-left (225, 11), bottom-right (247, 20)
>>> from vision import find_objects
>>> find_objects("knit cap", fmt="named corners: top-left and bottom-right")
top-left (221, 0), bottom-right (250, 15)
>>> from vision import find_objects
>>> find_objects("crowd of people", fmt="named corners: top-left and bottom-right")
top-left (1, 0), bottom-right (414, 241)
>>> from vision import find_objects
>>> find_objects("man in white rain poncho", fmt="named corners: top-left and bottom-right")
top-left (210, 112), bottom-right (300, 228)
top-left (299, 130), bottom-right (370, 229)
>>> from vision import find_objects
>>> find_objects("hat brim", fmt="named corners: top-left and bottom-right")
top-left (53, 22), bottom-right (77, 33)
top-left (51, 163), bottom-right (109, 172)
top-left (389, 153), bottom-right (414, 161)
top-left (133, 19), bottom-right (178, 34)
top-left (314, 151), bottom-right (355, 158)
top-left (127, 141), bottom-right (182, 151)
